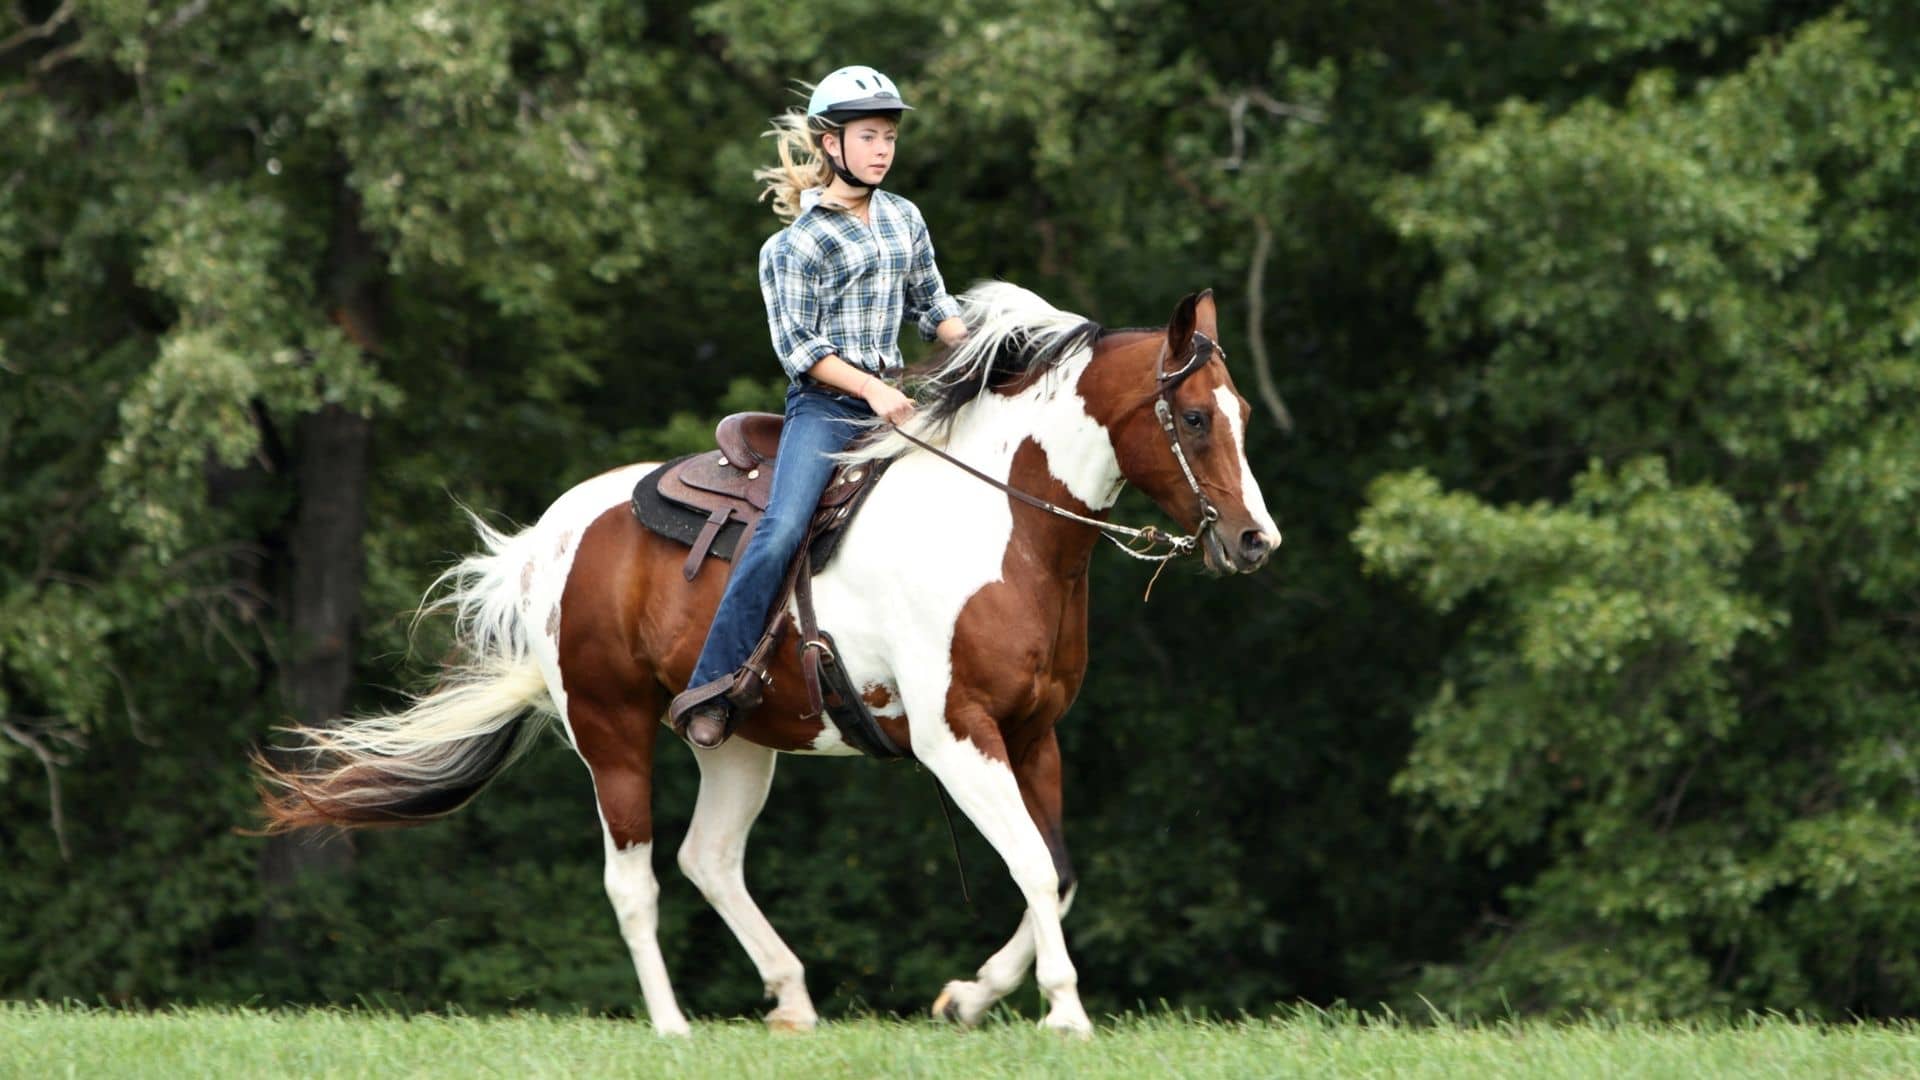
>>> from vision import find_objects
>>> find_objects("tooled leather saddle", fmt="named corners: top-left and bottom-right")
top-left (638, 412), bottom-right (878, 582)
top-left (629, 412), bottom-right (908, 759)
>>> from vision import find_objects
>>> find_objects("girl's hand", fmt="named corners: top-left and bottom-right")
top-left (936, 317), bottom-right (970, 348)
top-left (863, 378), bottom-right (917, 426)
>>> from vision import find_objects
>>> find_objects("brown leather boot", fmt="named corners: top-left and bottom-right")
top-left (668, 676), bottom-right (740, 749)
top-left (682, 699), bottom-right (732, 749)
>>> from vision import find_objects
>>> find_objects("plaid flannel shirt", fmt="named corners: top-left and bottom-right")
top-left (758, 189), bottom-right (962, 381)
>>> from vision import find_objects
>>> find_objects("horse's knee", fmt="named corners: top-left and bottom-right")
top-left (676, 834), bottom-right (742, 896)
top-left (1011, 856), bottom-right (1060, 905)
top-left (674, 839), bottom-right (703, 888)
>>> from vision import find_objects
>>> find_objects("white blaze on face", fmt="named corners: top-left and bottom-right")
top-left (1213, 386), bottom-right (1281, 544)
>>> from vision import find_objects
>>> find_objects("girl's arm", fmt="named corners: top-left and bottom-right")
top-left (761, 233), bottom-right (839, 380)
top-left (809, 355), bottom-right (917, 426)
top-left (902, 204), bottom-right (966, 346)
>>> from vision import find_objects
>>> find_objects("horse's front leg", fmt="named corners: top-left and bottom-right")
top-left (914, 714), bottom-right (1091, 1037)
top-left (933, 728), bottom-right (1077, 1028)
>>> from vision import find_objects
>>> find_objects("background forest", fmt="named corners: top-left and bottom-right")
top-left (3, 0), bottom-right (1918, 1020)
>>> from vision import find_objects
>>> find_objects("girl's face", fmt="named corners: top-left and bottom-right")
top-left (828, 118), bottom-right (897, 185)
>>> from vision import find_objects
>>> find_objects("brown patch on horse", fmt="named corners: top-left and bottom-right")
top-left (557, 504), bottom-right (665, 848)
top-left (940, 437), bottom-right (1101, 754)
top-left (862, 684), bottom-right (894, 711)
top-left (581, 504), bottom-right (848, 755)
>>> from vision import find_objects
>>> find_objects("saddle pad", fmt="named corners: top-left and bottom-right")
top-left (630, 456), bottom-right (885, 571)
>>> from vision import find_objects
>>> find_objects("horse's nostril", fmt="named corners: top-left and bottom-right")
top-left (1239, 529), bottom-right (1272, 562)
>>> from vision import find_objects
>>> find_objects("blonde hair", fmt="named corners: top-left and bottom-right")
top-left (755, 110), bottom-right (836, 221)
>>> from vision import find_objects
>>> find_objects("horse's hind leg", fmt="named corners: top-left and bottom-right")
top-left (677, 738), bottom-right (818, 1032)
top-left (568, 686), bottom-right (690, 1036)
top-left (933, 729), bottom-right (1078, 1027)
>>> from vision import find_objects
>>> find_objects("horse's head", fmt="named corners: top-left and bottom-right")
top-left (1088, 290), bottom-right (1280, 575)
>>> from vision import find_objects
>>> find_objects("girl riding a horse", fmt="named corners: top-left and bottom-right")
top-left (255, 64), bottom-right (1281, 1039)
top-left (668, 65), bottom-right (971, 749)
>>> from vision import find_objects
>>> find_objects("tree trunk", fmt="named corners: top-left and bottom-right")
top-left (257, 178), bottom-right (382, 911)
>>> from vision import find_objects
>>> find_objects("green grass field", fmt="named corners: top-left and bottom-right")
top-left (4, 1004), bottom-right (1918, 1078)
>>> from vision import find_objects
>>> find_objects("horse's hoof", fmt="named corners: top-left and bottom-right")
top-left (932, 984), bottom-right (967, 1026)
top-left (765, 1012), bottom-right (816, 1035)
top-left (1039, 1011), bottom-right (1093, 1040)
top-left (653, 1017), bottom-right (693, 1038)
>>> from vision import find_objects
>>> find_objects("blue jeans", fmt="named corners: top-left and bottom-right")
top-left (689, 381), bottom-right (874, 689)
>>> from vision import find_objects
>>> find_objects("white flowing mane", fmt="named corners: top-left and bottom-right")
top-left (841, 282), bottom-right (1101, 465)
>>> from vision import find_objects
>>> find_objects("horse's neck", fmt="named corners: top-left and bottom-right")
top-left (940, 353), bottom-right (1123, 571)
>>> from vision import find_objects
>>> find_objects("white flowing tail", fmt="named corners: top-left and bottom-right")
top-left (255, 512), bottom-right (554, 832)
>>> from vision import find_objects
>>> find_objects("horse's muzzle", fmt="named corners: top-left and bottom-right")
top-left (1238, 527), bottom-right (1276, 570)
top-left (1201, 524), bottom-right (1277, 575)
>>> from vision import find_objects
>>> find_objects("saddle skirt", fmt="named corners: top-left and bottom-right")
top-left (631, 411), bottom-right (884, 581)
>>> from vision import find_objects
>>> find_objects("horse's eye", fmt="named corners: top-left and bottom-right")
top-left (1182, 409), bottom-right (1208, 431)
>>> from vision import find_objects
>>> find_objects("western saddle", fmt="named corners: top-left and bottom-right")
top-left (630, 411), bottom-right (907, 759)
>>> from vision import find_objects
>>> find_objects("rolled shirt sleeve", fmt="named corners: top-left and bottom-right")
top-left (759, 230), bottom-right (839, 378)
top-left (903, 203), bottom-right (962, 341)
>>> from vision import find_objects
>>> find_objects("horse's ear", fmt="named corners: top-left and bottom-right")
top-left (1194, 288), bottom-right (1217, 338)
top-left (1167, 292), bottom-right (1201, 355)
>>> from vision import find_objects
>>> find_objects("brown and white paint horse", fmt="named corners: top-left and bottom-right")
top-left (257, 283), bottom-right (1279, 1036)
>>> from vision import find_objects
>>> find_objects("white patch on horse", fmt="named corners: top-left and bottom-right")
top-left (679, 738), bottom-right (818, 1030)
top-left (1214, 386), bottom-right (1280, 543)
top-left (911, 718), bottom-right (1090, 1033)
top-left (1033, 361), bottom-right (1123, 510)
top-left (599, 830), bottom-right (690, 1036)
top-left (800, 340), bottom-right (1112, 758)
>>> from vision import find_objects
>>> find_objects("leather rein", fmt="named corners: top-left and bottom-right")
top-left (889, 331), bottom-right (1223, 565)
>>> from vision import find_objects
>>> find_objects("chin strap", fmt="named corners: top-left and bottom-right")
top-left (825, 134), bottom-right (877, 190)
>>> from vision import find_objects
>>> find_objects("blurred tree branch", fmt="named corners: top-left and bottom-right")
top-left (0, 0), bottom-right (71, 56)
top-left (2, 716), bottom-right (79, 861)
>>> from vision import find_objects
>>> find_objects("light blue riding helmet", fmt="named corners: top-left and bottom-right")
top-left (806, 65), bottom-right (914, 125)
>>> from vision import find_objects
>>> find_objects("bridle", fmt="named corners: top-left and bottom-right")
top-left (1151, 330), bottom-right (1223, 540)
top-left (890, 330), bottom-right (1225, 566)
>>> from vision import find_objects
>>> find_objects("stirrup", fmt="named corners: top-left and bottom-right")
top-left (667, 669), bottom-right (764, 743)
